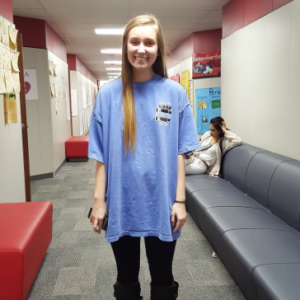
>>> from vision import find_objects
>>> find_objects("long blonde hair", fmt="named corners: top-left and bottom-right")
top-left (122, 15), bottom-right (168, 153)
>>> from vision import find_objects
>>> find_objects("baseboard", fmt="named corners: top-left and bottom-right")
top-left (66, 158), bottom-right (89, 162)
top-left (30, 172), bottom-right (54, 181)
top-left (55, 159), bottom-right (66, 176)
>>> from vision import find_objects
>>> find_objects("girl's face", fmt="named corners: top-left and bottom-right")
top-left (127, 25), bottom-right (159, 80)
top-left (209, 123), bottom-right (221, 139)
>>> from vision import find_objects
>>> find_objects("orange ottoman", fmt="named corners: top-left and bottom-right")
top-left (65, 136), bottom-right (89, 162)
top-left (0, 202), bottom-right (53, 300)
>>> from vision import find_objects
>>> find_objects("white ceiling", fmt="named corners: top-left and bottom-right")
top-left (12, 0), bottom-right (230, 80)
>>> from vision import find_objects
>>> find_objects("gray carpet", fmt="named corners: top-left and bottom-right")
top-left (28, 159), bottom-right (246, 300)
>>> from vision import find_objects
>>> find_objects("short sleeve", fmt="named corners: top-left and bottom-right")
top-left (178, 89), bottom-right (200, 155)
top-left (88, 111), bottom-right (104, 163)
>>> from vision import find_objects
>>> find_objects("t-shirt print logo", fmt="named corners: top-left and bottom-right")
top-left (155, 102), bottom-right (172, 126)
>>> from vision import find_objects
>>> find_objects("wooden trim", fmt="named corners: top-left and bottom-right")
top-left (17, 32), bottom-right (31, 202)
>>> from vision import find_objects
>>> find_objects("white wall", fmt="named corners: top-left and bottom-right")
top-left (23, 48), bottom-right (71, 177)
top-left (48, 51), bottom-right (72, 173)
top-left (168, 56), bottom-right (193, 78)
top-left (221, 0), bottom-right (300, 160)
top-left (70, 70), bottom-right (96, 136)
top-left (0, 93), bottom-right (26, 203)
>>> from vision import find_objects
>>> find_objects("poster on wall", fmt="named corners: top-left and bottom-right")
top-left (180, 70), bottom-right (190, 100)
top-left (196, 87), bottom-right (221, 134)
top-left (192, 51), bottom-right (221, 79)
top-left (24, 69), bottom-right (38, 100)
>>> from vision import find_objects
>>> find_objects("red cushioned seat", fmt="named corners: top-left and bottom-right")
top-left (65, 136), bottom-right (89, 161)
top-left (0, 202), bottom-right (53, 300)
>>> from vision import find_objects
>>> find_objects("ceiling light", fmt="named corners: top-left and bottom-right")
top-left (104, 61), bottom-right (122, 64)
top-left (106, 68), bottom-right (122, 71)
top-left (101, 49), bottom-right (122, 54)
top-left (95, 28), bottom-right (124, 35)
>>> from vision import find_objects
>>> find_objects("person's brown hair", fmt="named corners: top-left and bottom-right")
top-left (121, 15), bottom-right (168, 153)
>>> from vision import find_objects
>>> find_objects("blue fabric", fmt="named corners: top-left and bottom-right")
top-left (88, 74), bottom-right (199, 242)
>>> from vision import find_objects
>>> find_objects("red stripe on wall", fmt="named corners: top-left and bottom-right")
top-left (0, 0), bottom-right (13, 23)
top-left (167, 34), bottom-right (194, 69)
top-left (14, 16), bottom-right (46, 49)
top-left (222, 0), bottom-right (244, 38)
top-left (273, 0), bottom-right (293, 10)
top-left (45, 23), bottom-right (67, 63)
top-left (67, 54), bottom-right (77, 71)
top-left (244, 0), bottom-right (272, 26)
top-left (193, 29), bottom-right (222, 54)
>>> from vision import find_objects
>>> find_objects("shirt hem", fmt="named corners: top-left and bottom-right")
top-left (88, 153), bottom-right (104, 163)
top-left (178, 144), bottom-right (200, 155)
top-left (106, 231), bottom-right (181, 243)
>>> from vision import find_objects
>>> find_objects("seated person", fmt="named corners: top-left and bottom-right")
top-left (186, 117), bottom-right (242, 177)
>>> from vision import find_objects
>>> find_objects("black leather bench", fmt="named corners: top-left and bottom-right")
top-left (185, 143), bottom-right (300, 300)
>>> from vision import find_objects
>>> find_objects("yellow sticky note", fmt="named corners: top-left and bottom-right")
top-left (53, 64), bottom-right (58, 76)
top-left (0, 69), bottom-right (6, 93)
top-left (2, 20), bottom-right (9, 45)
top-left (11, 51), bottom-right (20, 72)
top-left (49, 61), bottom-right (54, 75)
top-left (0, 17), bottom-right (3, 43)
top-left (12, 72), bottom-right (20, 93)
top-left (3, 46), bottom-right (11, 70)
top-left (8, 27), bottom-right (18, 49)
top-left (4, 70), bottom-right (14, 93)
top-left (4, 93), bottom-right (18, 124)
top-left (0, 43), bottom-right (4, 69)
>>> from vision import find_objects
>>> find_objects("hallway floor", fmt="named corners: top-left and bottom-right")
top-left (27, 159), bottom-right (245, 300)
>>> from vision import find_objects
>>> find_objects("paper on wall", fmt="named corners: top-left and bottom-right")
top-left (71, 89), bottom-right (78, 116)
top-left (0, 43), bottom-right (4, 69)
top-left (24, 69), bottom-right (38, 100)
top-left (55, 99), bottom-right (59, 114)
top-left (8, 27), bottom-right (18, 49)
top-left (3, 46), bottom-right (11, 70)
top-left (0, 69), bottom-right (6, 93)
top-left (12, 72), bottom-right (20, 93)
top-left (1, 19), bottom-right (9, 45)
top-left (4, 71), bottom-right (14, 93)
top-left (4, 93), bottom-right (18, 124)
top-left (49, 61), bottom-right (54, 75)
top-left (53, 64), bottom-right (58, 76)
top-left (11, 51), bottom-right (20, 72)
top-left (66, 94), bottom-right (70, 121)
top-left (0, 17), bottom-right (3, 42)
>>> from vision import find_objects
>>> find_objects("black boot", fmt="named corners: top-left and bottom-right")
top-left (113, 281), bottom-right (143, 300)
top-left (151, 281), bottom-right (179, 300)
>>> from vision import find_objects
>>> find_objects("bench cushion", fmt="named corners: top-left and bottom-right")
top-left (0, 202), bottom-right (53, 300)
top-left (253, 264), bottom-right (300, 300)
top-left (65, 136), bottom-right (89, 158)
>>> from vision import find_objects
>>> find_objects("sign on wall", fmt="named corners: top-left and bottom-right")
top-left (170, 73), bottom-right (180, 83)
top-left (192, 51), bottom-right (221, 79)
top-left (180, 70), bottom-right (190, 100)
top-left (196, 87), bottom-right (221, 134)
top-left (24, 69), bottom-right (38, 100)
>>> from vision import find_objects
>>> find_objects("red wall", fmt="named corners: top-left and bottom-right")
top-left (0, 0), bottom-right (13, 23)
top-left (223, 0), bottom-right (293, 38)
top-left (14, 16), bottom-right (46, 49)
top-left (45, 23), bottom-right (67, 63)
top-left (167, 29), bottom-right (222, 69)
top-left (14, 16), bottom-right (67, 63)
top-left (67, 54), bottom-right (97, 85)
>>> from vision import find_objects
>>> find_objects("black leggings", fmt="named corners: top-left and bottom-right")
top-left (111, 236), bottom-right (177, 286)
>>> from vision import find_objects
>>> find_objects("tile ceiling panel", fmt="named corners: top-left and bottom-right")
top-left (12, 0), bottom-right (228, 79)
top-left (12, 0), bottom-right (42, 9)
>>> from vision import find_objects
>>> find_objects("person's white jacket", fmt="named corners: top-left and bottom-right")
top-left (188, 130), bottom-right (242, 177)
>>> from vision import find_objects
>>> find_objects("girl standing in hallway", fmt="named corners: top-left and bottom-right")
top-left (88, 14), bottom-right (199, 300)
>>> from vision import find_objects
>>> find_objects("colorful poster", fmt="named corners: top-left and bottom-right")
top-left (196, 87), bottom-right (221, 134)
top-left (180, 70), bottom-right (190, 100)
top-left (24, 69), bottom-right (38, 100)
top-left (192, 51), bottom-right (221, 79)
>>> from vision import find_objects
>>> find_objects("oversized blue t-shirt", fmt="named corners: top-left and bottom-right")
top-left (88, 74), bottom-right (199, 242)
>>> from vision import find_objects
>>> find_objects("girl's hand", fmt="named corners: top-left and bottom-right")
top-left (171, 202), bottom-right (187, 233)
top-left (221, 121), bottom-right (227, 133)
top-left (89, 202), bottom-right (107, 234)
